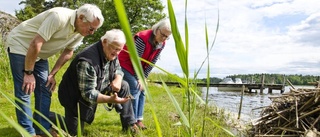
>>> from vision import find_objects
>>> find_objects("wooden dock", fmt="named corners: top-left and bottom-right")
top-left (150, 81), bottom-right (285, 93)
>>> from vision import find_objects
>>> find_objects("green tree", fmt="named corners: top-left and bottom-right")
top-left (82, 0), bottom-right (166, 45)
top-left (15, 0), bottom-right (46, 21)
top-left (219, 73), bottom-right (319, 85)
top-left (15, 0), bottom-right (166, 47)
top-left (46, 0), bottom-right (77, 9)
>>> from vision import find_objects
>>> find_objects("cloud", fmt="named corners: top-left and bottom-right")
top-left (3, 0), bottom-right (320, 79)
top-left (156, 0), bottom-right (320, 79)
top-left (288, 12), bottom-right (320, 47)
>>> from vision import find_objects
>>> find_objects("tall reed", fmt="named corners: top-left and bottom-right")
top-left (0, 0), bottom-right (236, 136)
top-left (115, 0), bottom-right (234, 136)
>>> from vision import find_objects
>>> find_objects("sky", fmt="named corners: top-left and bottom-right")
top-left (1, 0), bottom-right (320, 79)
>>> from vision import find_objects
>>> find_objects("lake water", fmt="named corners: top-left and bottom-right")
top-left (201, 85), bottom-right (314, 123)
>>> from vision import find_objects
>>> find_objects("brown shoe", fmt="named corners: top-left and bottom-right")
top-left (122, 124), bottom-right (140, 134)
top-left (129, 124), bottom-right (140, 134)
top-left (49, 128), bottom-right (59, 137)
top-left (36, 128), bottom-right (59, 137)
top-left (136, 120), bottom-right (147, 130)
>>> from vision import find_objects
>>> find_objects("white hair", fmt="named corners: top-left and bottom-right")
top-left (152, 18), bottom-right (171, 35)
top-left (77, 4), bottom-right (104, 28)
top-left (100, 29), bottom-right (126, 45)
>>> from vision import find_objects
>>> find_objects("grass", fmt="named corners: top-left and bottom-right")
top-left (0, 49), bottom-right (240, 136)
top-left (0, 46), bottom-right (238, 136)
top-left (0, 1), bottom-right (245, 136)
top-left (0, 80), bottom-right (237, 137)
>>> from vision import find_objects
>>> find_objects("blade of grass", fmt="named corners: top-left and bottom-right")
top-left (77, 103), bottom-right (82, 137)
top-left (194, 7), bottom-right (220, 78)
top-left (161, 79), bottom-right (190, 128)
top-left (139, 58), bottom-right (206, 106)
top-left (0, 111), bottom-right (32, 137)
top-left (139, 58), bottom-right (187, 86)
top-left (113, 1), bottom-right (162, 136)
top-left (205, 117), bottom-right (235, 136)
top-left (167, 0), bottom-right (196, 135)
top-left (167, 0), bottom-right (189, 76)
top-left (202, 19), bottom-right (210, 136)
top-left (52, 113), bottom-right (67, 137)
top-left (0, 90), bottom-right (51, 136)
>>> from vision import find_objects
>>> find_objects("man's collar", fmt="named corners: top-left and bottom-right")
top-left (70, 10), bottom-right (77, 32)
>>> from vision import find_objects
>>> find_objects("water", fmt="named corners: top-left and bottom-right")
top-left (201, 85), bottom-right (314, 123)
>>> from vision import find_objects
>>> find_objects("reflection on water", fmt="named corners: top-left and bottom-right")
top-left (201, 86), bottom-right (314, 122)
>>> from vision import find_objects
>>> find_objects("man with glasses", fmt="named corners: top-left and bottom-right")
top-left (5, 4), bottom-right (104, 137)
top-left (50, 29), bottom-right (138, 136)
top-left (118, 18), bottom-right (172, 130)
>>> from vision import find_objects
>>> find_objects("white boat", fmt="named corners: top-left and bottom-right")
top-left (219, 78), bottom-right (234, 84)
top-left (234, 78), bottom-right (242, 84)
top-left (218, 78), bottom-right (248, 92)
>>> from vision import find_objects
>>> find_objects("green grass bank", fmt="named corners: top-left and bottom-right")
top-left (0, 41), bottom-right (244, 136)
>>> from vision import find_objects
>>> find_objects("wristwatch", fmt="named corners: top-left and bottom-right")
top-left (23, 70), bottom-right (34, 75)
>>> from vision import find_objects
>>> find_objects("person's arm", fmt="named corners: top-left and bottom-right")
top-left (96, 73), bottom-right (128, 104)
top-left (98, 60), bottom-right (128, 104)
top-left (96, 92), bottom-right (129, 104)
top-left (77, 61), bottom-right (99, 104)
top-left (46, 48), bottom-right (74, 91)
top-left (144, 50), bottom-right (162, 78)
top-left (77, 61), bottom-right (128, 104)
top-left (109, 59), bottom-right (124, 92)
top-left (109, 74), bottom-right (123, 92)
top-left (23, 34), bottom-right (45, 94)
top-left (135, 37), bottom-right (150, 90)
top-left (135, 37), bottom-right (145, 57)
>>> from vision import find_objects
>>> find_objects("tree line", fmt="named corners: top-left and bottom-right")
top-left (201, 74), bottom-right (320, 85)
top-left (14, 0), bottom-right (166, 52)
top-left (12, 1), bottom-right (319, 86)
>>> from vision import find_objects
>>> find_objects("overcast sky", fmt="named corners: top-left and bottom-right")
top-left (1, 0), bottom-right (320, 79)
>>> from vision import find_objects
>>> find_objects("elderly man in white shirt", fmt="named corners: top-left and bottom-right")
top-left (5, 4), bottom-right (104, 137)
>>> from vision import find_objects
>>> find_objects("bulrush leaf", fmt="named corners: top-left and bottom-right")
top-left (113, 1), bottom-right (162, 136)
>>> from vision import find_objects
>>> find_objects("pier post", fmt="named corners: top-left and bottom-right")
top-left (260, 74), bottom-right (265, 93)
top-left (238, 85), bottom-right (245, 119)
top-left (318, 76), bottom-right (320, 88)
top-left (281, 75), bottom-right (286, 93)
top-left (251, 76), bottom-right (254, 83)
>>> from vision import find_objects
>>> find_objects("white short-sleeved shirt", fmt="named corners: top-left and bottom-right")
top-left (5, 7), bottom-right (84, 60)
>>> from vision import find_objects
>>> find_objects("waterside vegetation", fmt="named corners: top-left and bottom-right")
top-left (0, 0), bottom-right (239, 137)
top-left (2, 0), bottom-right (317, 137)
top-left (0, 45), bottom-right (239, 137)
top-left (201, 74), bottom-right (320, 85)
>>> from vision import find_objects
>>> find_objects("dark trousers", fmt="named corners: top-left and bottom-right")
top-left (116, 80), bottom-right (136, 130)
top-left (50, 108), bottom-right (84, 136)
top-left (50, 81), bottom-right (135, 135)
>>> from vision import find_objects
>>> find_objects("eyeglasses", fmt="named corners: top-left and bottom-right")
top-left (158, 29), bottom-right (169, 40)
top-left (108, 43), bottom-right (122, 53)
top-left (83, 17), bottom-right (96, 32)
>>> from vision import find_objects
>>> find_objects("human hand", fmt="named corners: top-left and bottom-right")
top-left (111, 93), bottom-right (129, 104)
top-left (138, 79), bottom-right (147, 91)
top-left (46, 74), bottom-right (56, 92)
top-left (22, 74), bottom-right (35, 94)
top-left (110, 79), bottom-right (121, 92)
